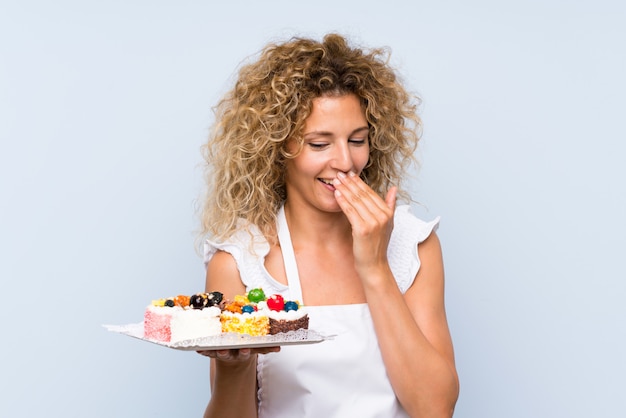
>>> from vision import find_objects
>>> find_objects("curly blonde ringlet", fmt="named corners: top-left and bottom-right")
top-left (199, 33), bottom-right (421, 247)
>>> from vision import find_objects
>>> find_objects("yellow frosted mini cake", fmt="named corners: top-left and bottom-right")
top-left (220, 293), bottom-right (269, 336)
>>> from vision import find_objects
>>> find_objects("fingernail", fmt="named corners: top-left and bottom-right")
top-left (348, 171), bottom-right (356, 177)
top-left (337, 172), bottom-right (346, 179)
top-left (333, 178), bottom-right (341, 185)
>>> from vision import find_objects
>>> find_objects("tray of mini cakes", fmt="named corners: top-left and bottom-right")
top-left (104, 288), bottom-right (327, 351)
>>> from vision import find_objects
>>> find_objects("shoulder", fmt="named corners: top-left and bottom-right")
top-left (392, 205), bottom-right (440, 244)
top-left (205, 250), bottom-right (246, 299)
top-left (203, 222), bottom-right (269, 299)
top-left (203, 220), bottom-right (270, 267)
top-left (203, 219), bottom-right (283, 295)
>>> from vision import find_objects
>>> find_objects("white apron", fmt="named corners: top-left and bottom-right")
top-left (256, 207), bottom-right (409, 417)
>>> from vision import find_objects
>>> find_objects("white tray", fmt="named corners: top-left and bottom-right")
top-left (104, 323), bottom-right (328, 351)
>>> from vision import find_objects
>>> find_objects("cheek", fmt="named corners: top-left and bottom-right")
top-left (286, 155), bottom-right (318, 179)
top-left (294, 153), bottom-right (325, 173)
top-left (355, 148), bottom-right (370, 171)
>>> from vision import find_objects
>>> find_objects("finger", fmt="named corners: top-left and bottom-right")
top-left (334, 184), bottom-right (367, 225)
top-left (334, 172), bottom-right (393, 221)
top-left (215, 349), bottom-right (231, 360)
top-left (238, 348), bottom-right (251, 359)
top-left (255, 346), bottom-right (281, 355)
top-left (333, 174), bottom-right (380, 217)
top-left (197, 345), bottom-right (280, 359)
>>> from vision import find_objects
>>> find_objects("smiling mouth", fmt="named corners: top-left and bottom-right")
top-left (318, 178), bottom-right (336, 188)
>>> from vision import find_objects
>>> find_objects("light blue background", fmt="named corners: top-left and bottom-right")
top-left (1, 1), bottom-right (624, 417)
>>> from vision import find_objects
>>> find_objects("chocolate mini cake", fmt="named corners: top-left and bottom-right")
top-left (264, 294), bottom-right (309, 335)
top-left (269, 314), bottom-right (309, 335)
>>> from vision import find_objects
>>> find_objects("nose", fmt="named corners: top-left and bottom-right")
top-left (330, 142), bottom-right (353, 173)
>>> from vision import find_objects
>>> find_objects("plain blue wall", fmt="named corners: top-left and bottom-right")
top-left (1, 1), bottom-right (624, 416)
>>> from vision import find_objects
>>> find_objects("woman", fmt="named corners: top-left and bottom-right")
top-left (198, 33), bottom-right (459, 418)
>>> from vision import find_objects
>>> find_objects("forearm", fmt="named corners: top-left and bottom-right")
top-left (362, 269), bottom-right (459, 417)
top-left (203, 357), bottom-right (258, 418)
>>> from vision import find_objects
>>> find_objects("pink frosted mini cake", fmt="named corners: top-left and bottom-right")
top-left (143, 293), bottom-right (223, 343)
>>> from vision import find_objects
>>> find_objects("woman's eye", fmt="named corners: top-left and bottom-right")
top-left (348, 139), bottom-right (367, 145)
top-left (308, 143), bottom-right (328, 149)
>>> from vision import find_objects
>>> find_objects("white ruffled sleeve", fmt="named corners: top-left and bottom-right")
top-left (203, 224), bottom-right (276, 291)
top-left (387, 205), bottom-right (440, 293)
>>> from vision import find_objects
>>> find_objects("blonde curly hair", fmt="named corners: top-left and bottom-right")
top-left (199, 33), bottom-right (421, 245)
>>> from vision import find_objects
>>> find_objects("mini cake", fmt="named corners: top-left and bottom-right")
top-left (264, 294), bottom-right (309, 335)
top-left (143, 292), bottom-right (223, 343)
top-left (222, 288), bottom-right (309, 336)
top-left (220, 293), bottom-right (269, 336)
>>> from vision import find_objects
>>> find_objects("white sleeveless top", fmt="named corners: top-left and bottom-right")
top-left (204, 205), bottom-right (439, 417)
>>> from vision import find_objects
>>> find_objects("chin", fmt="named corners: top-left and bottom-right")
top-left (317, 201), bottom-right (343, 213)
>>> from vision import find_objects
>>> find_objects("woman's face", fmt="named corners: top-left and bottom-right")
top-left (285, 93), bottom-right (370, 213)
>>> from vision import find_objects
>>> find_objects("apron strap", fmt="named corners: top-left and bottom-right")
top-left (277, 206), bottom-right (304, 303)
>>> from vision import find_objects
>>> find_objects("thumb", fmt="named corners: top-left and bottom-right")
top-left (385, 186), bottom-right (397, 211)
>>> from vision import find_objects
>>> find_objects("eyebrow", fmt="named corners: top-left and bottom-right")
top-left (303, 126), bottom-right (370, 139)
